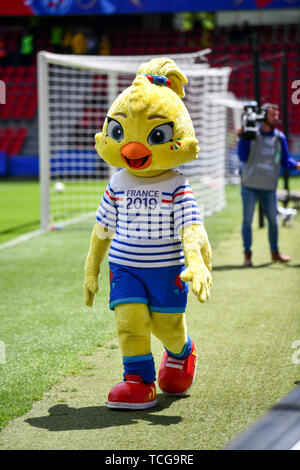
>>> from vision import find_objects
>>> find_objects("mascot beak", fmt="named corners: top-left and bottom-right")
top-left (121, 142), bottom-right (152, 170)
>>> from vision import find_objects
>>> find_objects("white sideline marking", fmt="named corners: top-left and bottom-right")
top-left (52, 212), bottom-right (96, 229)
top-left (0, 211), bottom-right (96, 251)
top-left (290, 439), bottom-right (300, 450)
top-left (0, 228), bottom-right (46, 250)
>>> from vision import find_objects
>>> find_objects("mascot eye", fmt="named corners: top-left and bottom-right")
top-left (148, 123), bottom-right (174, 145)
top-left (106, 118), bottom-right (124, 142)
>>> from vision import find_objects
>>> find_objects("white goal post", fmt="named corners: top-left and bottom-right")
top-left (38, 50), bottom-right (240, 230)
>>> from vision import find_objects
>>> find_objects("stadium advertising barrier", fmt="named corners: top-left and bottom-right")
top-left (1, 0), bottom-right (300, 16)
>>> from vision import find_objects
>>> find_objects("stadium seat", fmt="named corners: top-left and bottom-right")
top-left (0, 65), bottom-right (37, 120)
top-left (0, 22), bottom-right (299, 156)
top-left (0, 127), bottom-right (28, 156)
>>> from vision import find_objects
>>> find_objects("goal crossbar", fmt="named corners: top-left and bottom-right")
top-left (38, 51), bottom-right (235, 230)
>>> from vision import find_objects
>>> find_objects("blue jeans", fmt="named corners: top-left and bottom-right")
top-left (241, 185), bottom-right (279, 253)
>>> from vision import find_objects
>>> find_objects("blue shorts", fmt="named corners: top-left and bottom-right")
top-left (109, 262), bottom-right (188, 313)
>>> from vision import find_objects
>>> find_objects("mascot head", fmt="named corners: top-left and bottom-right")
top-left (95, 57), bottom-right (199, 177)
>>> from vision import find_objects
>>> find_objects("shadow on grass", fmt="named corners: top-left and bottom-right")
top-left (212, 263), bottom-right (272, 271)
top-left (25, 394), bottom-right (186, 431)
top-left (213, 262), bottom-right (300, 271)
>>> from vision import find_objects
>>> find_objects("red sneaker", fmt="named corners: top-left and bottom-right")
top-left (107, 375), bottom-right (157, 410)
top-left (158, 343), bottom-right (197, 396)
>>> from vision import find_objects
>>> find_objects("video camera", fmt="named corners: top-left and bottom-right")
top-left (240, 101), bottom-right (267, 140)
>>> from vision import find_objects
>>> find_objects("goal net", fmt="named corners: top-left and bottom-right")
top-left (38, 51), bottom-right (237, 230)
top-left (206, 93), bottom-right (243, 185)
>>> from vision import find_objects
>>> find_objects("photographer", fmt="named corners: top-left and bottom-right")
top-left (238, 103), bottom-right (300, 267)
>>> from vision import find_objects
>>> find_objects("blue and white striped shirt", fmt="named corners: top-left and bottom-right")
top-left (96, 169), bottom-right (202, 268)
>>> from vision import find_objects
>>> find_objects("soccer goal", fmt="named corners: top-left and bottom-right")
top-left (205, 92), bottom-right (244, 185)
top-left (38, 50), bottom-right (237, 230)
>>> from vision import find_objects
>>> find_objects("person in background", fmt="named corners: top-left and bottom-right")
top-left (238, 103), bottom-right (300, 267)
top-left (86, 29), bottom-right (98, 55)
top-left (61, 27), bottom-right (73, 54)
top-left (0, 35), bottom-right (7, 65)
top-left (20, 29), bottom-right (34, 65)
top-left (71, 29), bottom-right (88, 55)
top-left (98, 34), bottom-right (111, 56)
top-left (50, 26), bottom-right (63, 53)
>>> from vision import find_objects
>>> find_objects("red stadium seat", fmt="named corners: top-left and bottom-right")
top-left (0, 24), bottom-right (299, 149)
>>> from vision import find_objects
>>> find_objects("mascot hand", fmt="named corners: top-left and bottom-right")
top-left (84, 223), bottom-right (113, 307)
top-left (200, 235), bottom-right (212, 272)
top-left (180, 258), bottom-right (212, 303)
top-left (84, 275), bottom-right (99, 307)
top-left (180, 224), bottom-right (212, 303)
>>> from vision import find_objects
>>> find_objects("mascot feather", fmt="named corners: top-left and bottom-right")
top-left (84, 57), bottom-right (212, 409)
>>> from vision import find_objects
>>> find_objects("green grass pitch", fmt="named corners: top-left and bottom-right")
top-left (0, 178), bottom-right (299, 449)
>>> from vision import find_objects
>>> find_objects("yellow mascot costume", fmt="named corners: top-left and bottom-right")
top-left (84, 57), bottom-right (212, 409)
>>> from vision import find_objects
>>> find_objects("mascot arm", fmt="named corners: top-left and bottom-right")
top-left (180, 224), bottom-right (212, 303)
top-left (84, 223), bottom-right (114, 307)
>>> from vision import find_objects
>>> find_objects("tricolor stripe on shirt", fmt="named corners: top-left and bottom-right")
top-left (96, 169), bottom-right (202, 268)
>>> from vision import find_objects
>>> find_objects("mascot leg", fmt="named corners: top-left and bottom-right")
top-left (150, 312), bottom-right (197, 395)
top-left (107, 303), bottom-right (157, 409)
